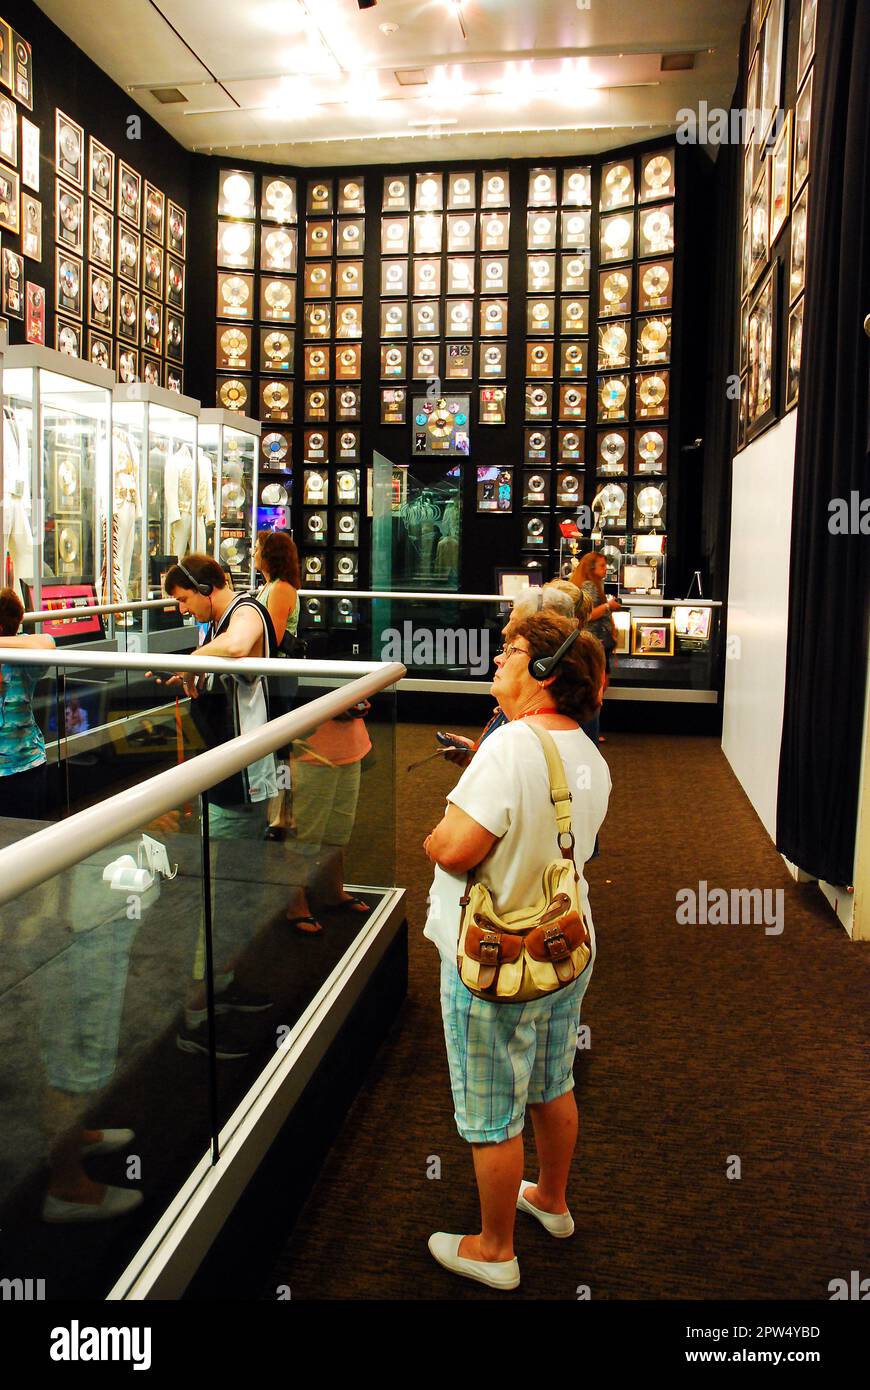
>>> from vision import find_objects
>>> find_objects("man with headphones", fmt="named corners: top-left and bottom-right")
top-left (164, 553), bottom-right (278, 1056)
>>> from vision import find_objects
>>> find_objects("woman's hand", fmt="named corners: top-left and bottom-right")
top-left (423, 833), bottom-right (435, 861)
top-left (607, 596), bottom-right (621, 611)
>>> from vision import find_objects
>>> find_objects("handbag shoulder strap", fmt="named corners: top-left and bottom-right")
top-left (527, 724), bottom-right (577, 863)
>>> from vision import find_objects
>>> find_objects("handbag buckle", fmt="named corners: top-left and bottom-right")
top-left (543, 925), bottom-right (570, 962)
top-left (479, 932), bottom-right (501, 964)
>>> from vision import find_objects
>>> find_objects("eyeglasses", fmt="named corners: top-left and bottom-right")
top-left (495, 644), bottom-right (529, 661)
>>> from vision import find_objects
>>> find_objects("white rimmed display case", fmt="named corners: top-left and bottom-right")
top-left (111, 382), bottom-right (200, 636)
top-left (3, 346), bottom-right (114, 616)
top-left (199, 409), bottom-right (261, 590)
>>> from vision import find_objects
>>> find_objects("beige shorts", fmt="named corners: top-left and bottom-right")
top-left (292, 758), bottom-right (361, 847)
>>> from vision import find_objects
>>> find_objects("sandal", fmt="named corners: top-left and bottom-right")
top-left (286, 913), bottom-right (323, 935)
top-left (264, 826), bottom-right (286, 842)
top-left (321, 895), bottom-right (370, 914)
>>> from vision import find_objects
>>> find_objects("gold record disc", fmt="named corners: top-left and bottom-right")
top-left (601, 325), bottom-right (628, 359)
top-left (60, 125), bottom-right (80, 164)
top-left (639, 430), bottom-right (665, 462)
top-left (600, 379), bottom-right (627, 410)
top-left (222, 480), bottom-right (245, 510)
top-left (58, 459), bottom-right (77, 495)
top-left (220, 379), bottom-right (248, 409)
top-left (643, 210), bottom-right (671, 244)
top-left (59, 526), bottom-right (79, 562)
top-left (265, 179), bottom-right (294, 215)
top-left (220, 328), bottom-right (246, 357)
top-left (60, 193), bottom-right (80, 232)
top-left (220, 223), bottom-right (252, 260)
top-left (427, 400), bottom-right (455, 439)
top-left (309, 390), bottom-right (326, 409)
top-left (641, 320), bottom-right (669, 353)
top-left (639, 375), bottom-right (667, 406)
top-left (265, 332), bottom-right (291, 360)
top-left (265, 230), bottom-right (292, 263)
top-left (644, 155), bottom-right (672, 190)
top-left (264, 280), bottom-right (291, 310)
top-left (563, 433), bottom-right (580, 451)
top-left (311, 183), bottom-right (329, 204)
top-left (222, 172), bottom-right (251, 208)
top-left (605, 164), bottom-right (632, 197)
top-left (339, 348), bottom-right (356, 368)
top-left (220, 539), bottom-right (243, 566)
top-left (265, 382), bottom-right (290, 410)
top-left (603, 271), bottom-right (629, 303)
top-left (222, 276), bottom-right (250, 308)
top-left (643, 264), bottom-right (671, 298)
top-left (341, 266), bottom-right (359, 285)
top-left (603, 217), bottom-right (631, 252)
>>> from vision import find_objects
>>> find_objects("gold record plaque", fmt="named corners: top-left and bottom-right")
top-left (598, 430), bottom-right (628, 473)
top-left (167, 200), bottom-right (186, 257)
top-left (636, 427), bottom-right (668, 473)
top-left (260, 276), bottom-right (295, 322)
top-left (22, 192), bottom-right (42, 261)
top-left (338, 177), bottom-right (365, 214)
top-left (481, 211), bottom-right (510, 252)
top-left (263, 379), bottom-right (292, 421)
top-left (305, 302), bottom-right (331, 339)
top-left (561, 342), bottom-right (588, 378)
top-left (382, 174), bottom-right (410, 212)
top-left (380, 302), bottom-right (407, 337)
top-left (336, 304), bottom-right (362, 339)
top-left (141, 296), bottom-right (162, 354)
top-left (89, 204), bottom-right (113, 271)
top-left (167, 255), bottom-right (185, 310)
top-left (482, 257), bottom-right (508, 292)
top-left (480, 341), bottom-right (506, 378)
top-left (600, 161), bottom-right (634, 211)
top-left (218, 218), bottom-right (255, 269)
top-left (218, 271), bottom-right (254, 320)
top-left (480, 299), bottom-right (507, 337)
top-left (304, 345), bottom-right (328, 380)
top-left (527, 255), bottom-right (556, 293)
top-left (638, 316), bottom-right (671, 364)
top-left (307, 179), bottom-right (333, 215)
top-left (337, 218), bottom-right (364, 256)
top-left (217, 324), bottom-right (251, 371)
top-left (166, 313), bottom-right (184, 363)
top-left (446, 344), bottom-right (472, 380)
top-left (144, 182), bottom-right (165, 241)
top-left (481, 170), bottom-right (509, 208)
top-left (56, 111), bottom-right (84, 187)
top-left (336, 386), bottom-right (360, 421)
top-left (261, 329), bottom-right (294, 372)
top-left (116, 285), bottom-right (139, 342)
top-left (598, 375), bottom-right (629, 422)
top-left (561, 210), bottom-right (591, 251)
top-left (598, 322), bottom-right (630, 370)
top-left (639, 149), bottom-right (675, 203)
top-left (415, 172), bottom-right (443, 211)
top-left (56, 182), bottom-right (83, 254)
top-left (218, 169), bottom-right (255, 220)
top-left (526, 342), bottom-right (554, 378)
top-left (562, 254), bottom-right (590, 293)
top-left (218, 377), bottom-right (250, 413)
top-left (447, 255), bottom-right (474, 295)
top-left (636, 370), bottom-right (670, 419)
top-left (639, 260), bottom-right (673, 311)
top-left (261, 176), bottom-right (296, 223)
top-left (528, 168), bottom-right (557, 207)
top-left (306, 220), bottom-right (333, 258)
top-left (599, 212), bottom-right (633, 263)
top-left (89, 137), bottom-right (114, 210)
top-left (0, 161), bottom-right (20, 233)
top-left (118, 161), bottom-right (141, 226)
top-left (599, 268), bottom-right (631, 317)
top-left (336, 344), bottom-right (361, 380)
top-left (88, 267), bottom-right (113, 331)
top-left (413, 300), bottom-right (439, 336)
top-left (263, 226), bottom-right (297, 273)
top-left (336, 261), bottom-right (363, 299)
top-left (562, 166), bottom-right (591, 207)
top-left (143, 239), bottom-right (163, 296)
top-left (305, 262), bottom-right (332, 299)
top-left (639, 204), bottom-right (675, 258)
top-left (117, 345), bottom-right (139, 383)
top-left (56, 249), bottom-right (82, 318)
top-left (448, 171), bottom-right (475, 210)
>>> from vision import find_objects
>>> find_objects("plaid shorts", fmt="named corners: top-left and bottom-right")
top-left (439, 929), bottom-right (595, 1144)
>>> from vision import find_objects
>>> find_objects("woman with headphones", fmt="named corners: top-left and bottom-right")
top-left (422, 610), bottom-right (610, 1291)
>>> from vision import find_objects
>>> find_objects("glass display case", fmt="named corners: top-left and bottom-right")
top-left (111, 383), bottom-right (200, 628)
top-left (3, 345), bottom-right (114, 614)
top-left (199, 408), bottom-right (260, 589)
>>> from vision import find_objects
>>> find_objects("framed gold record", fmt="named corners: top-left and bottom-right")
top-left (638, 203), bottom-right (675, 258)
top-left (217, 377), bottom-right (251, 413)
top-left (336, 260), bottom-right (363, 299)
top-left (143, 238), bottom-right (163, 297)
top-left (260, 276), bottom-right (295, 322)
top-left (217, 271), bottom-right (254, 320)
top-left (635, 426), bottom-right (668, 474)
top-left (262, 378), bottom-right (293, 421)
top-left (0, 19), bottom-right (11, 94)
top-left (55, 248), bottom-right (82, 318)
top-left (141, 295), bottom-right (163, 355)
top-left (598, 375), bottom-right (629, 423)
top-left (415, 171), bottom-right (442, 211)
top-left (481, 211), bottom-right (510, 252)
top-left (447, 171), bottom-right (475, 210)
top-left (88, 137), bottom-right (114, 210)
top-left (528, 167), bottom-right (557, 207)
top-left (87, 266), bottom-right (113, 332)
top-left (0, 160), bottom-right (20, 233)
top-left (55, 518), bottom-right (82, 573)
top-left (336, 343), bottom-right (362, 380)
top-left (637, 315), bottom-right (672, 365)
top-left (261, 175), bottom-right (296, 224)
top-left (306, 219), bottom-right (333, 258)
top-left (217, 218), bottom-right (255, 270)
top-left (639, 150), bottom-right (675, 203)
top-left (526, 342), bottom-right (554, 378)
top-left (55, 315), bottom-right (82, 358)
top-left (335, 385), bottom-right (360, 420)
top-left (167, 200), bottom-right (186, 257)
top-left (598, 321), bottom-right (630, 371)
top-left (87, 332), bottom-right (112, 371)
top-left (561, 210), bottom-right (591, 251)
top-left (56, 110), bottom-right (84, 188)
top-left (218, 169), bottom-right (255, 220)
top-left (142, 355), bottom-right (162, 387)
top-left (12, 32), bottom-right (33, 111)
top-left (116, 344), bottom-right (139, 384)
top-left (116, 284), bottom-right (139, 343)
top-left (54, 450), bottom-right (82, 515)
top-left (165, 364), bottom-right (183, 394)
top-left (304, 345), bottom-right (328, 380)
top-left (166, 253), bottom-right (185, 309)
top-left (144, 182), bottom-right (165, 242)
top-left (599, 212), bottom-right (633, 263)
top-left (307, 178), bottom-right (333, 215)
top-left (600, 160), bottom-right (634, 211)
top-left (789, 185), bottom-right (808, 304)
top-left (561, 253), bottom-right (590, 293)
top-left (337, 217), bottom-right (364, 256)
top-left (87, 202), bottom-right (113, 272)
top-left (599, 267), bottom-right (631, 318)
top-left (117, 223), bottom-right (141, 286)
top-left (118, 161), bottom-right (141, 226)
top-left (0, 91), bottom-right (16, 166)
top-left (217, 323), bottom-right (251, 372)
top-left (21, 192), bottom-right (41, 261)
top-left (481, 169), bottom-right (509, 208)
top-left (382, 174), bottom-right (410, 212)
top-left (335, 303), bottom-right (362, 339)
top-left (21, 117), bottom-right (40, 192)
top-left (55, 180), bottom-right (83, 254)
top-left (261, 328), bottom-right (294, 373)
top-left (562, 166), bottom-right (592, 207)
top-left (635, 369), bottom-right (671, 419)
top-left (304, 261), bottom-right (332, 300)
top-left (414, 211), bottom-right (442, 255)
top-left (638, 260), bottom-right (673, 311)
top-left (381, 343), bottom-right (406, 379)
top-left (166, 311), bottom-right (184, 364)
top-left (560, 341), bottom-right (588, 378)
top-left (338, 176), bottom-right (365, 214)
top-left (304, 302), bottom-right (331, 339)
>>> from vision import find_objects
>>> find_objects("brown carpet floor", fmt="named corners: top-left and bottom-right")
top-left (268, 726), bottom-right (870, 1300)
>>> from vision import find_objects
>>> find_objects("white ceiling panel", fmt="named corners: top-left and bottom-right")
top-left (36, 0), bottom-right (747, 164)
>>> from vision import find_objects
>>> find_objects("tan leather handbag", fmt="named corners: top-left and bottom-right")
top-left (457, 725), bottom-right (591, 1002)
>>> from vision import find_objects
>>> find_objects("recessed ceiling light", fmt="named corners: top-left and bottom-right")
top-left (379, 20), bottom-right (398, 34)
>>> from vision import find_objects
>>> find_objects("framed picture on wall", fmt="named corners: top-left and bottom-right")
top-left (748, 158), bottom-right (770, 291)
top-left (797, 0), bottom-right (818, 89)
top-left (0, 160), bottom-right (19, 232)
top-left (118, 161), bottom-right (141, 225)
top-left (789, 184), bottom-right (808, 303)
top-left (793, 71), bottom-right (813, 196)
top-left (21, 192), bottom-right (41, 260)
top-left (56, 180), bottom-right (84, 253)
top-left (0, 91), bottom-right (16, 165)
top-left (759, 0), bottom-right (785, 148)
top-left (785, 295), bottom-right (804, 412)
top-left (55, 110), bottom-right (84, 187)
top-left (769, 111), bottom-right (791, 245)
top-left (746, 263), bottom-right (778, 441)
top-left (21, 117), bottom-right (39, 191)
top-left (89, 137), bottom-right (114, 210)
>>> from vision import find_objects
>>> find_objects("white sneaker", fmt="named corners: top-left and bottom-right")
top-left (81, 1128), bottom-right (135, 1157)
top-left (42, 1185), bottom-right (144, 1224)
top-left (516, 1180), bottom-right (575, 1238)
top-left (428, 1232), bottom-right (520, 1290)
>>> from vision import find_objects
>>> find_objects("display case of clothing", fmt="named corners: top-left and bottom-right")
top-left (3, 346), bottom-right (114, 611)
top-left (199, 409), bottom-right (260, 590)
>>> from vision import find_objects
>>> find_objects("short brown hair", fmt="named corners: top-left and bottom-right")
top-left (256, 530), bottom-right (300, 587)
top-left (0, 587), bottom-right (24, 636)
top-left (164, 553), bottom-right (227, 596)
top-left (502, 610), bottom-right (604, 724)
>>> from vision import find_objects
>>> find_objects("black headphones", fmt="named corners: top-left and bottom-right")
top-left (529, 628), bottom-right (580, 681)
top-left (175, 561), bottom-right (213, 596)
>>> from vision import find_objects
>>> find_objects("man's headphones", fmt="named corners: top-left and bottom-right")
top-left (529, 628), bottom-right (580, 681)
top-left (175, 561), bottom-right (213, 596)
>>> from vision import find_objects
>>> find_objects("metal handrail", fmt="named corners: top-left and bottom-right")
top-left (23, 597), bottom-right (175, 623)
top-left (0, 649), bottom-right (386, 678)
top-left (0, 661), bottom-right (405, 906)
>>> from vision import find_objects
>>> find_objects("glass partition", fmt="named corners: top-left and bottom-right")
top-left (3, 346), bottom-right (114, 618)
top-left (199, 409), bottom-right (260, 590)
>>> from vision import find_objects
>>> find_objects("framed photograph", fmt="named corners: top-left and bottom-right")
top-left (674, 606), bottom-right (713, 642)
top-left (793, 71), bottom-right (813, 196)
top-left (144, 182), bottom-right (165, 242)
top-left (631, 616), bottom-right (674, 657)
top-left (116, 344), bottom-right (139, 385)
top-left (55, 248), bottom-right (82, 318)
top-left (166, 253), bottom-right (185, 309)
top-left (746, 263), bottom-right (778, 441)
top-left (790, 185), bottom-right (808, 304)
top-left (116, 285), bottom-right (140, 343)
top-left (0, 91), bottom-right (16, 165)
top-left (748, 159), bottom-right (770, 291)
top-left (261, 175), bottom-right (296, 224)
top-left (167, 200), bottom-right (186, 257)
top-left (56, 180), bottom-right (84, 253)
top-left (56, 110), bottom-right (84, 187)
top-left (89, 137), bottom-right (114, 209)
top-left (117, 223), bottom-right (141, 286)
top-left (21, 117), bottom-right (39, 191)
top-left (0, 19), bottom-right (11, 94)
top-left (785, 295), bottom-right (804, 412)
top-left (87, 330), bottom-right (113, 371)
top-left (89, 202), bottom-right (113, 271)
top-left (769, 112), bottom-right (791, 246)
top-left (446, 343), bottom-right (472, 379)
top-left (759, 0), bottom-right (785, 148)
top-left (798, 0), bottom-right (818, 89)
top-left (55, 316), bottom-right (82, 359)
top-left (87, 266), bottom-right (113, 331)
top-left (0, 160), bottom-right (20, 232)
top-left (119, 161), bottom-right (141, 225)
top-left (21, 192), bottom-right (41, 260)
top-left (25, 281), bottom-right (45, 343)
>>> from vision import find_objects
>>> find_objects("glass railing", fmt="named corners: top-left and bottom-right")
top-left (0, 654), bottom-right (402, 1300)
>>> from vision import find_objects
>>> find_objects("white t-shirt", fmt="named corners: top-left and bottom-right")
top-left (424, 721), bottom-right (611, 961)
